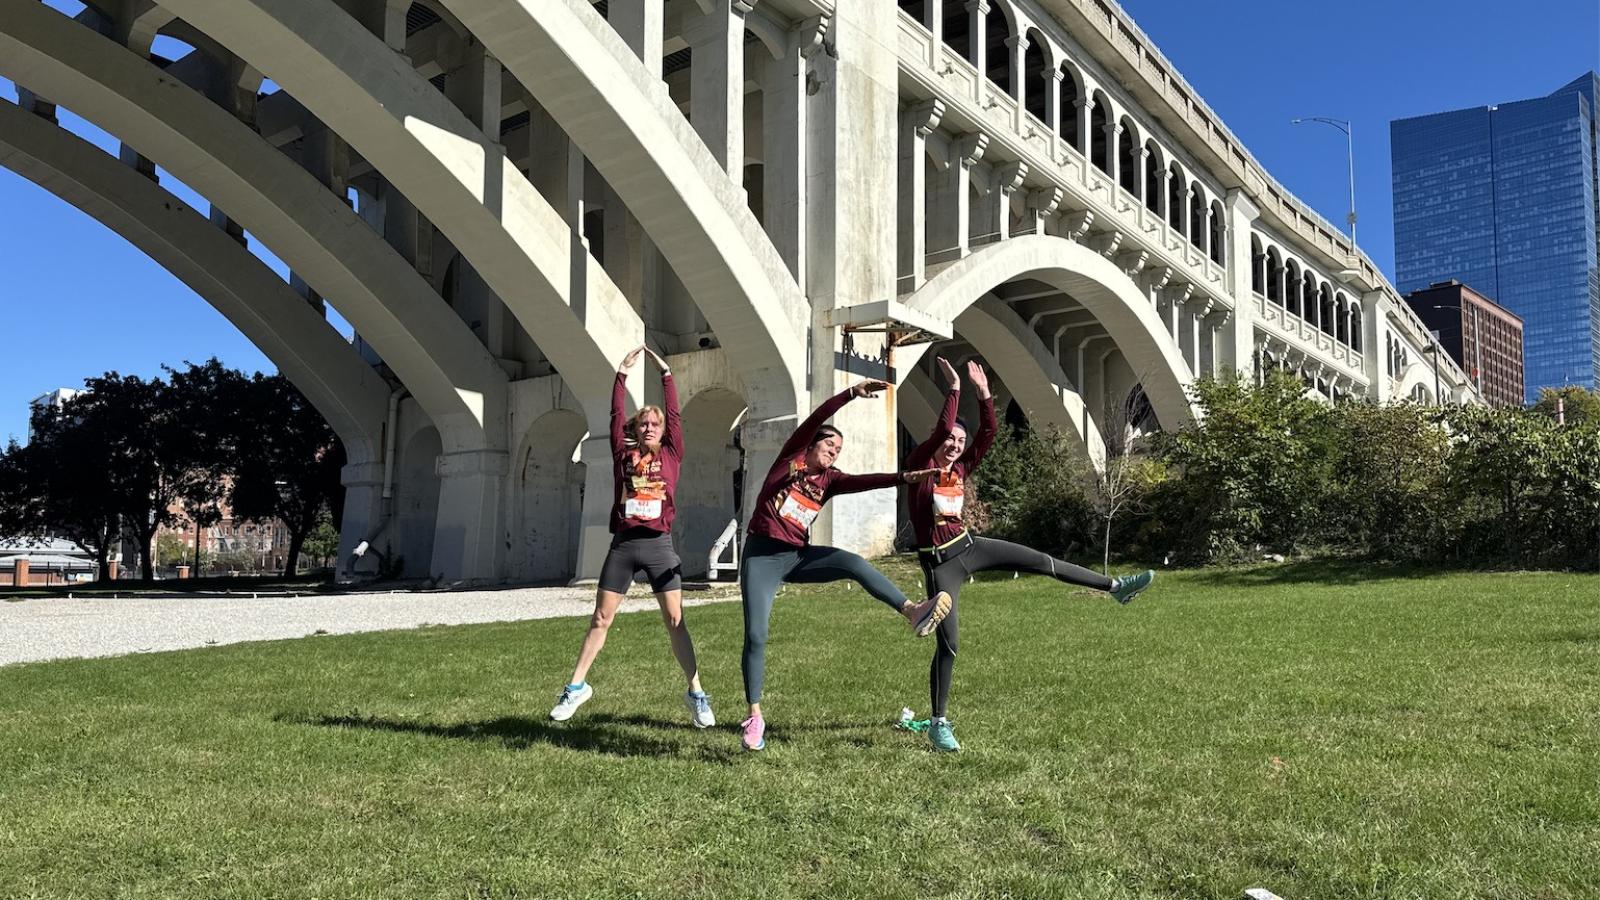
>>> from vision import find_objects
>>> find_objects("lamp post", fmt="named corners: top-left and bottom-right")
top-left (1291, 116), bottom-right (1357, 246)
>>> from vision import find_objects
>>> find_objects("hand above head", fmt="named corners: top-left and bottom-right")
top-left (642, 345), bottom-right (670, 374)
top-left (936, 356), bottom-right (960, 391)
top-left (620, 346), bottom-right (644, 372)
top-left (966, 360), bottom-right (991, 398)
top-left (851, 379), bottom-right (891, 399)
top-left (901, 468), bottom-right (939, 484)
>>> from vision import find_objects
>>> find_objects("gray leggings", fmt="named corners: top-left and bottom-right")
top-left (740, 533), bottom-right (908, 704)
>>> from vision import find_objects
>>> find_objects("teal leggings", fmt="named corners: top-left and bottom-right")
top-left (740, 533), bottom-right (908, 704)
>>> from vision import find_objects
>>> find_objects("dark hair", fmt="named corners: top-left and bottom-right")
top-left (951, 417), bottom-right (971, 436)
top-left (809, 425), bottom-right (844, 448)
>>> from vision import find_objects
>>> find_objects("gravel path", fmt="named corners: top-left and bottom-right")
top-left (0, 585), bottom-right (739, 667)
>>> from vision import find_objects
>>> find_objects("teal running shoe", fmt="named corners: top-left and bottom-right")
top-left (928, 718), bottom-right (960, 753)
top-left (1110, 570), bottom-right (1154, 605)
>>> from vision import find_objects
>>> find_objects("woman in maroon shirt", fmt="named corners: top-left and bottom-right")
top-left (736, 377), bottom-right (950, 751)
top-left (549, 347), bottom-right (712, 728)
top-left (905, 357), bottom-right (1154, 752)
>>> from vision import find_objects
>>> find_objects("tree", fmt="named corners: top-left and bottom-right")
top-left (228, 375), bottom-right (344, 577)
top-left (0, 410), bottom-right (124, 583)
top-left (1532, 386), bottom-right (1600, 427)
top-left (1089, 388), bottom-right (1165, 574)
top-left (299, 510), bottom-right (341, 570)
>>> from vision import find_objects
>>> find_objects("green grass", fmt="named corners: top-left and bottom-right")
top-left (2, 560), bottom-right (1598, 899)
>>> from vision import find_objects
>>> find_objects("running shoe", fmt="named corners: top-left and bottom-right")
top-left (741, 714), bottom-right (766, 751)
top-left (1110, 570), bottom-right (1154, 605)
top-left (928, 718), bottom-right (960, 752)
top-left (548, 682), bottom-right (593, 722)
top-left (685, 690), bottom-right (715, 729)
top-left (907, 591), bottom-right (953, 637)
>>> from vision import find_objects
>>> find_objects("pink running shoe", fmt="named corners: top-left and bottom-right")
top-left (740, 715), bottom-right (766, 751)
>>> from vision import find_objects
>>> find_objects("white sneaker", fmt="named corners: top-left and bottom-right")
top-left (684, 690), bottom-right (715, 728)
top-left (549, 683), bottom-right (593, 721)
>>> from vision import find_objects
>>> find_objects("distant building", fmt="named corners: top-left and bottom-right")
top-left (26, 388), bottom-right (81, 442)
top-left (1391, 73), bottom-right (1600, 403)
top-left (1404, 281), bottom-right (1525, 407)
top-left (0, 536), bottom-right (101, 586)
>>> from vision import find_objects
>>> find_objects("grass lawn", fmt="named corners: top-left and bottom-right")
top-left (2, 560), bottom-right (1597, 899)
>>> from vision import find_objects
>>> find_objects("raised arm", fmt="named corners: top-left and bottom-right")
top-left (906, 357), bottom-right (962, 469)
top-left (773, 378), bottom-right (889, 463)
top-left (962, 361), bottom-right (999, 470)
top-left (611, 347), bottom-right (644, 457)
top-left (645, 347), bottom-right (682, 456)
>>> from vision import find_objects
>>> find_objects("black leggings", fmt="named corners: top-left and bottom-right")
top-left (918, 536), bottom-right (1113, 718)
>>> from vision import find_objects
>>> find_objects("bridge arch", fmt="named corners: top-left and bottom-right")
top-left (902, 235), bottom-right (1197, 431)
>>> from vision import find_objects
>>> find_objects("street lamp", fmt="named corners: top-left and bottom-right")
top-left (1291, 116), bottom-right (1357, 247)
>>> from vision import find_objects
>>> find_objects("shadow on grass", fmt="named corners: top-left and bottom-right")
top-left (279, 712), bottom-right (741, 764)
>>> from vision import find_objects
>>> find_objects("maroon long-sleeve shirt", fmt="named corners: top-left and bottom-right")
top-left (905, 387), bottom-right (997, 548)
top-left (610, 371), bottom-right (682, 535)
top-left (746, 387), bottom-right (901, 547)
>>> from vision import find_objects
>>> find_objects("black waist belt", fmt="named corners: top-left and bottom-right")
top-left (918, 530), bottom-right (973, 566)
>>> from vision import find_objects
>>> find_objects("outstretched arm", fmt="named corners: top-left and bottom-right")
top-left (644, 347), bottom-right (682, 456)
top-left (773, 378), bottom-right (889, 463)
top-left (830, 468), bottom-right (939, 496)
top-left (906, 357), bottom-right (962, 469)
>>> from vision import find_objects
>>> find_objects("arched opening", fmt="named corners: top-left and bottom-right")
top-left (1167, 163), bottom-right (1184, 231)
top-left (1349, 300), bottom-right (1363, 352)
top-left (1143, 141), bottom-right (1163, 214)
top-left (1266, 247), bottom-right (1283, 303)
top-left (512, 409), bottom-right (587, 583)
top-left (675, 387), bottom-right (748, 577)
top-left (985, 5), bottom-right (1011, 93)
top-left (1251, 235), bottom-right (1265, 295)
top-left (1187, 182), bottom-right (1205, 250)
top-left (1319, 283), bottom-right (1335, 336)
top-left (1285, 259), bottom-right (1302, 317)
top-left (1303, 271), bottom-right (1319, 328)
top-left (394, 424), bottom-right (441, 578)
top-left (1209, 199), bottom-right (1226, 264)
top-left (1089, 95), bottom-right (1110, 175)
top-left (898, 0), bottom-right (927, 22)
top-left (1022, 31), bottom-right (1047, 121)
top-left (1059, 66), bottom-right (1081, 149)
top-left (942, 2), bottom-right (971, 62)
top-left (1117, 118), bottom-right (1139, 195)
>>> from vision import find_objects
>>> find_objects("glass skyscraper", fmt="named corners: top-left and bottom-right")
top-left (1391, 73), bottom-right (1599, 403)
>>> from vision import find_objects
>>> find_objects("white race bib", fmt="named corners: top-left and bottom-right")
top-left (625, 497), bottom-right (662, 520)
top-left (932, 485), bottom-right (965, 517)
top-left (778, 489), bottom-right (822, 529)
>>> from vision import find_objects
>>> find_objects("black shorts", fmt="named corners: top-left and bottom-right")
top-left (597, 527), bottom-right (683, 595)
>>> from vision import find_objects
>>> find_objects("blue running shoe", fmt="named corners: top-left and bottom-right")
top-left (1110, 570), bottom-right (1154, 605)
top-left (928, 718), bottom-right (960, 753)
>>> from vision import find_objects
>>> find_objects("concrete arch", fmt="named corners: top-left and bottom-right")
top-left (0, 3), bottom-right (506, 450)
top-left (1394, 363), bottom-right (1436, 405)
top-left (952, 295), bottom-right (1109, 470)
top-left (901, 234), bottom-right (1197, 429)
top-left (434, 0), bottom-right (808, 420)
top-left (675, 386), bottom-right (747, 577)
top-left (149, 0), bottom-right (642, 428)
top-left (0, 99), bottom-right (388, 466)
top-left (510, 408), bottom-right (587, 583)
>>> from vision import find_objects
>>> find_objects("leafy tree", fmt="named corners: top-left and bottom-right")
top-left (228, 375), bottom-right (344, 577)
top-left (1532, 386), bottom-right (1600, 427)
top-left (299, 510), bottom-right (341, 571)
top-left (1089, 389), bottom-right (1166, 574)
top-left (0, 410), bottom-right (123, 582)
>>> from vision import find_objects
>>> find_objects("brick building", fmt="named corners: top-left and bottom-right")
top-left (1404, 281), bottom-right (1526, 407)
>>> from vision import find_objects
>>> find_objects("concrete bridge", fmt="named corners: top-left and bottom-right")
top-left (0, 0), bottom-right (1478, 583)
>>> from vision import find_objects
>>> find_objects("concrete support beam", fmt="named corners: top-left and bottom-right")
top-left (758, 29), bottom-right (809, 286)
top-left (685, 0), bottom-right (752, 178)
top-left (897, 99), bottom-right (943, 293)
top-left (609, 0), bottom-right (664, 79)
top-left (927, 131), bottom-right (986, 262)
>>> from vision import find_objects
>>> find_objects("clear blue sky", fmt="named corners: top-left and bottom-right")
top-left (2, 0), bottom-right (1597, 443)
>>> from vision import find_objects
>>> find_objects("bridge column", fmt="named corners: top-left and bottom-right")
top-left (973, 160), bottom-right (1025, 247)
top-left (1361, 289), bottom-right (1392, 402)
top-left (965, 0), bottom-right (989, 91)
top-left (686, 0), bottom-right (753, 178)
top-left (572, 435), bottom-right (616, 583)
top-left (1006, 33), bottom-right (1027, 109)
top-left (1133, 147), bottom-right (1149, 207)
top-left (759, 25), bottom-right (814, 285)
top-left (1042, 67), bottom-right (1063, 135)
top-left (337, 459), bottom-right (386, 581)
top-left (608, 0), bottom-right (664, 79)
top-left (1103, 121), bottom-right (1122, 187)
top-left (927, 132), bottom-right (987, 262)
top-left (431, 447), bottom-right (510, 582)
top-left (1220, 189), bottom-right (1259, 380)
top-left (898, 99), bottom-right (944, 293)
top-left (1073, 97), bottom-right (1092, 159)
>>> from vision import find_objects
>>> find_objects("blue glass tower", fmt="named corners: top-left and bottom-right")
top-left (1391, 73), bottom-right (1600, 403)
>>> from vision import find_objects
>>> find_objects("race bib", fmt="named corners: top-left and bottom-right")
top-left (932, 484), bottom-right (965, 518)
top-left (625, 497), bottom-right (662, 520)
top-left (777, 488), bottom-right (822, 530)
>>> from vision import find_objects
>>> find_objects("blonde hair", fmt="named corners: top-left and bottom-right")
top-left (630, 406), bottom-right (665, 444)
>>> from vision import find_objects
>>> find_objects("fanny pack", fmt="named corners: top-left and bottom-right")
top-left (918, 529), bottom-right (973, 566)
